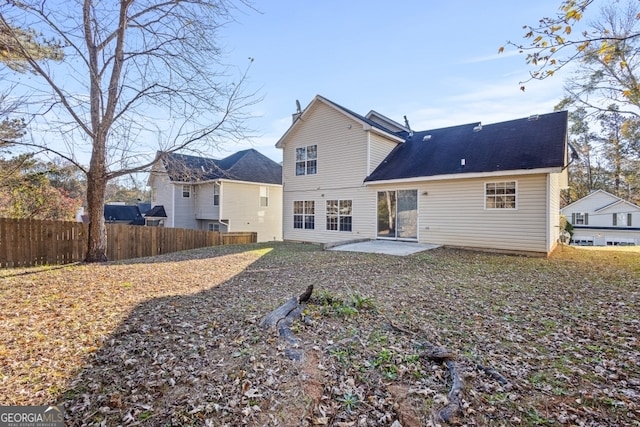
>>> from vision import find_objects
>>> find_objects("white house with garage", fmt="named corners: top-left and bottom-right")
top-left (561, 190), bottom-right (640, 246)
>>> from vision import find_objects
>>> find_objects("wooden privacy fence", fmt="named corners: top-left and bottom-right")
top-left (0, 218), bottom-right (257, 268)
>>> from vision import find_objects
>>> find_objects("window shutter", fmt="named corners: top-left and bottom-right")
top-left (613, 213), bottom-right (617, 226)
top-left (584, 213), bottom-right (589, 225)
top-left (571, 213), bottom-right (575, 224)
top-left (628, 213), bottom-right (633, 227)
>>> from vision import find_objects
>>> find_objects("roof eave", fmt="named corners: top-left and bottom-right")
top-left (364, 167), bottom-right (564, 186)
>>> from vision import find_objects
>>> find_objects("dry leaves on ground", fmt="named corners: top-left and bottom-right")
top-left (0, 243), bottom-right (638, 426)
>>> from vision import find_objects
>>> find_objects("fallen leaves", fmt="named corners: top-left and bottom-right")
top-left (0, 243), bottom-right (638, 425)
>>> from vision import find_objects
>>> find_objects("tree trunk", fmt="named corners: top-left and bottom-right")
top-left (85, 168), bottom-right (108, 262)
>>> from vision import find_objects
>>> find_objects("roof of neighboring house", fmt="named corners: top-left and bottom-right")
top-left (145, 205), bottom-right (167, 218)
top-left (137, 202), bottom-right (151, 215)
top-left (561, 189), bottom-right (640, 213)
top-left (104, 204), bottom-right (145, 225)
top-left (365, 110), bottom-right (568, 182)
top-left (161, 149), bottom-right (282, 185)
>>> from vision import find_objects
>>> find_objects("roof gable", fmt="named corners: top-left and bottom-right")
top-left (275, 95), bottom-right (402, 148)
top-left (366, 111), bottom-right (568, 182)
top-left (594, 199), bottom-right (640, 213)
top-left (561, 189), bottom-right (625, 212)
top-left (562, 190), bottom-right (640, 213)
top-left (161, 149), bottom-right (282, 185)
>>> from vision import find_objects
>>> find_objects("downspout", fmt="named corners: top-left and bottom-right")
top-left (170, 184), bottom-right (175, 227)
top-left (546, 174), bottom-right (551, 254)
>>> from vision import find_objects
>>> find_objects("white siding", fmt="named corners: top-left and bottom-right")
top-left (548, 172), bottom-right (562, 253)
top-left (173, 184), bottom-right (197, 229)
top-left (282, 101), bottom-right (370, 192)
top-left (194, 182), bottom-right (220, 220)
top-left (283, 187), bottom-right (377, 244)
top-left (561, 190), bottom-right (640, 246)
top-left (369, 174), bottom-right (550, 254)
top-left (561, 190), bottom-right (640, 228)
top-left (368, 133), bottom-right (399, 175)
top-left (221, 181), bottom-right (283, 242)
top-left (149, 164), bottom-right (175, 227)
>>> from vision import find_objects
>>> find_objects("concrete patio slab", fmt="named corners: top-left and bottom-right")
top-left (328, 240), bottom-right (441, 256)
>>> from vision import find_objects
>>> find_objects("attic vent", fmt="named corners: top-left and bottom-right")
top-left (528, 114), bottom-right (540, 121)
top-left (422, 134), bottom-right (432, 142)
top-left (473, 123), bottom-right (482, 132)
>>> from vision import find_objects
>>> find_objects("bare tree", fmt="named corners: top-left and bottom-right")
top-left (0, 0), bottom-right (257, 261)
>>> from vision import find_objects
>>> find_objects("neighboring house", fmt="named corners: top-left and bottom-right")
top-left (275, 95), bottom-right (570, 256)
top-left (144, 205), bottom-right (168, 227)
top-left (561, 190), bottom-right (640, 246)
top-left (104, 203), bottom-right (146, 225)
top-left (148, 149), bottom-right (283, 242)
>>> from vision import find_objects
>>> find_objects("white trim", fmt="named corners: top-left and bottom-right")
top-left (546, 174), bottom-right (550, 253)
top-left (182, 184), bottom-right (191, 198)
top-left (219, 181), bottom-right (224, 221)
top-left (362, 124), bottom-right (405, 142)
top-left (483, 180), bottom-right (518, 210)
top-left (366, 132), bottom-right (371, 176)
top-left (169, 178), bottom-right (282, 187)
top-left (170, 185), bottom-right (175, 227)
top-left (365, 167), bottom-right (562, 186)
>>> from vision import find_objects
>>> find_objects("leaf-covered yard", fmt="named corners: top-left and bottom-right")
top-left (0, 243), bottom-right (638, 426)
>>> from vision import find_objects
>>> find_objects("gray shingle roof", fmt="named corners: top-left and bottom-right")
top-left (104, 204), bottom-right (145, 225)
top-left (365, 111), bottom-right (568, 182)
top-left (161, 149), bottom-right (282, 185)
top-left (145, 205), bottom-right (167, 218)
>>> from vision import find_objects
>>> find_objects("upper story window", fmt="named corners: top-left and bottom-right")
top-left (485, 181), bottom-right (516, 209)
top-left (613, 213), bottom-right (632, 227)
top-left (182, 185), bottom-right (191, 198)
top-left (296, 145), bottom-right (317, 176)
top-left (213, 183), bottom-right (220, 206)
top-left (573, 212), bottom-right (588, 225)
top-left (260, 186), bottom-right (269, 207)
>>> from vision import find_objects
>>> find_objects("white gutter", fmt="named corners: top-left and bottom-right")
top-left (364, 167), bottom-right (563, 186)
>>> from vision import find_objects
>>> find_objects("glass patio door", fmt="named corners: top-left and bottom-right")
top-left (377, 190), bottom-right (417, 240)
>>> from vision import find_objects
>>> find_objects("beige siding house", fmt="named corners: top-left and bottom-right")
top-left (276, 95), bottom-right (569, 256)
top-left (148, 149), bottom-right (283, 242)
top-left (561, 190), bottom-right (640, 246)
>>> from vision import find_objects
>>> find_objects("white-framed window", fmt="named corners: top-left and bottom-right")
top-left (295, 145), bottom-right (317, 176)
top-left (326, 200), bottom-right (353, 232)
top-left (182, 185), bottom-right (191, 198)
top-left (293, 200), bottom-right (315, 229)
top-left (208, 223), bottom-right (220, 232)
top-left (572, 212), bottom-right (588, 225)
top-left (485, 181), bottom-right (516, 209)
top-left (613, 213), bottom-right (632, 227)
top-left (213, 183), bottom-right (220, 206)
top-left (260, 186), bottom-right (269, 207)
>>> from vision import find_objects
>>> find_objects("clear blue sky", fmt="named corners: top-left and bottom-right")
top-left (212, 0), bottom-right (569, 162)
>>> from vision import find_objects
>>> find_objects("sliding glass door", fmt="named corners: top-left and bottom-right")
top-left (377, 190), bottom-right (417, 240)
